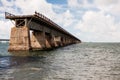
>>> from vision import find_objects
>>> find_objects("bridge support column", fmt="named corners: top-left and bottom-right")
top-left (30, 31), bottom-right (46, 50)
top-left (62, 38), bottom-right (66, 46)
top-left (30, 31), bottom-right (54, 50)
top-left (51, 35), bottom-right (55, 47)
top-left (8, 26), bottom-right (31, 51)
top-left (53, 36), bottom-right (61, 47)
top-left (45, 33), bottom-right (52, 49)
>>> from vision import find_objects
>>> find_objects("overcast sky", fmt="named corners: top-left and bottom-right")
top-left (0, 0), bottom-right (120, 42)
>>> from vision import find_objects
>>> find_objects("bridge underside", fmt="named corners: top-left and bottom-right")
top-left (5, 12), bottom-right (81, 51)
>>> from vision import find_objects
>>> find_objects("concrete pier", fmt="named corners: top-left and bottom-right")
top-left (9, 26), bottom-right (31, 51)
top-left (5, 12), bottom-right (81, 51)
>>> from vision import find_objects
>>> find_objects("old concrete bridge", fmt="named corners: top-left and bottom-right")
top-left (5, 12), bottom-right (81, 51)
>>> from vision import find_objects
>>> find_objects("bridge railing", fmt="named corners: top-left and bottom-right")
top-left (34, 12), bottom-right (60, 27)
top-left (34, 12), bottom-right (67, 32)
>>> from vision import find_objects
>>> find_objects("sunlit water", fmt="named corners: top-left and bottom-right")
top-left (0, 42), bottom-right (120, 80)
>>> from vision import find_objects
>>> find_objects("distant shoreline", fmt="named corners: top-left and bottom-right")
top-left (0, 39), bottom-right (9, 41)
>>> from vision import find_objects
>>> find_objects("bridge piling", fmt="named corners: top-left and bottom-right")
top-left (8, 26), bottom-right (31, 51)
top-left (30, 31), bottom-right (46, 50)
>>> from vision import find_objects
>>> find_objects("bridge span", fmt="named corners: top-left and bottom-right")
top-left (5, 12), bottom-right (81, 51)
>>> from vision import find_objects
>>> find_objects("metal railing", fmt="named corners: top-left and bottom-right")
top-left (35, 12), bottom-right (60, 27)
top-left (34, 11), bottom-right (67, 33)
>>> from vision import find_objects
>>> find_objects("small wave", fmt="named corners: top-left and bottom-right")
top-left (0, 57), bottom-right (11, 69)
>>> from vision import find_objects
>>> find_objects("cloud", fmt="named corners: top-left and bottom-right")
top-left (0, 0), bottom-right (120, 42)
top-left (94, 0), bottom-right (118, 5)
top-left (14, 0), bottom-right (57, 19)
top-left (1, 0), bottom-right (14, 7)
top-left (54, 10), bottom-right (74, 27)
top-left (0, 0), bottom-right (56, 18)
top-left (67, 0), bottom-right (120, 16)
top-left (0, 20), bottom-right (13, 39)
top-left (75, 11), bottom-right (120, 42)
top-left (67, 0), bottom-right (79, 8)
top-left (66, 0), bottom-right (120, 42)
top-left (67, 0), bottom-right (94, 9)
top-left (94, 0), bottom-right (120, 16)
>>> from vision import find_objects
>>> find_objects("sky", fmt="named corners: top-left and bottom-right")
top-left (0, 0), bottom-right (120, 42)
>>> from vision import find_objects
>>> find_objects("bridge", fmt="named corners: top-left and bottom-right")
top-left (5, 12), bottom-right (81, 51)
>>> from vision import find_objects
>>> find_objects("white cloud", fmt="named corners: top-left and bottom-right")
top-left (94, 0), bottom-right (118, 5)
top-left (67, 0), bottom-right (79, 8)
top-left (63, 10), bottom-right (74, 27)
top-left (67, 0), bottom-right (93, 9)
top-left (14, 0), bottom-right (56, 19)
top-left (1, 0), bottom-right (14, 7)
top-left (0, 20), bottom-right (13, 39)
top-left (75, 11), bottom-right (120, 42)
top-left (0, 0), bottom-right (120, 42)
top-left (67, 0), bottom-right (120, 16)
top-left (54, 10), bottom-right (74, 27)
top-left (67, 0), bottom-right (120, 42)
top-left (76, 11), bottom-right (116, 33)
top-left (0, 0), bottom-right (56, 18)
top-left (94, 0), bottom-right (120, 16)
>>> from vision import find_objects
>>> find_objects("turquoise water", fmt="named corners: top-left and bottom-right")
top-left (0, 42), bottom-right (120, 80)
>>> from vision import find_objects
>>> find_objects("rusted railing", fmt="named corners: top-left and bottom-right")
top-left (34, 11), bottom-right (55, 25)
top-left (34, 11), bottom-right (67, 33)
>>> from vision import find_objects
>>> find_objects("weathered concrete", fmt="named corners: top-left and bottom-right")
top-left (8, 26), bottom-right (31, 51)
top-left (53, 36), bottom-right (61, 47)
top-left (30, 31), bottom-right (46, 50)
top-left (45, 33), bottom-right (52, 48)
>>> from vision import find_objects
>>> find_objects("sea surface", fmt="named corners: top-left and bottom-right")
top-left (0, 42), bottom-right (120, 80)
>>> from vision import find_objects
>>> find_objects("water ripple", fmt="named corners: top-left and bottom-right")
top-left (0, 43), bottom-right (120, 80)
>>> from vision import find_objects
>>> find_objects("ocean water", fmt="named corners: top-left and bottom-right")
top-left (0, 42), bottom-right (120, 80)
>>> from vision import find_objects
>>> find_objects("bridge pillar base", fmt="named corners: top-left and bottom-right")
top-left (53, 36), bottom-right (62, 47)
top-left (8, 26), bottom-right (31, 51)
top-left (45, 33), bottom-right (52, 49)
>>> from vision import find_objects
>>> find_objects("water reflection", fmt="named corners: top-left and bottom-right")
top-left (0, 51), bottom-right (48, 68)
top-left (9, 51), bottom-right (42, 56)
top-left (0, 50), bottom-right (52, 80)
